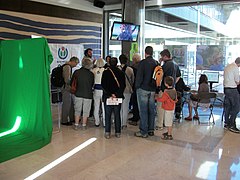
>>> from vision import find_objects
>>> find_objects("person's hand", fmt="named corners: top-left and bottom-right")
top-left (111, 94), bottom-right (116, 98)
top-left (158, 58), bottom-right (162, 65)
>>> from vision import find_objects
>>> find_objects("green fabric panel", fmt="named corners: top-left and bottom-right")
top-left (0, 38), bottom-right (53, 163)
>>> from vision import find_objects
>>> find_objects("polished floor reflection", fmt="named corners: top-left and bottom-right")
top-left (0, 104), bottom-right (239, 180)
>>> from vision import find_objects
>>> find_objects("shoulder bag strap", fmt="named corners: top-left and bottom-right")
top-left (107, 67), bottom-right (120, 88)
top-left (121, 66), bottom-right (133, 87)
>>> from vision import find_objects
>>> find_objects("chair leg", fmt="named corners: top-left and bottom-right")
top-left (209, 109), bottom-right (215, 124)
top-left (221, 110), bottom-right (224, 122)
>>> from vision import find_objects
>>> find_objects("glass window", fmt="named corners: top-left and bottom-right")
top-left (107, 2), bottom-right (240, 92)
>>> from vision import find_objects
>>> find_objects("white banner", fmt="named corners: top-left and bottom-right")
top-left (49, 44), bottom-right (84, 72)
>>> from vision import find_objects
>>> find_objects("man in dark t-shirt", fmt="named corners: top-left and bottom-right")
top-left (134, 46), bottom-right (157, 138)
top-left (156, 49), bottom-right (181, 130)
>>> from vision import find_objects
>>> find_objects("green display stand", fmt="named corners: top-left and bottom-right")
top-left (0, 38), bottom-right (53, 163)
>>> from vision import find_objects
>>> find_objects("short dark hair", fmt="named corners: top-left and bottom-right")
top-left (109, 57), bottom-right (118, 66)
top-left (105, 55), bottom-right (111, 60)
top-left (199, 74), bottom-right (208, 85)
top-left (119, 54), bottom-right (128, 64)
top-left (160, 49), bottom-right (171, 58)
top-left (165, 76), bottom-right (174, 87)
top-left (145, 46), bottom-right (153, 56)
top-left (84, 48), bottom-right (92, 56)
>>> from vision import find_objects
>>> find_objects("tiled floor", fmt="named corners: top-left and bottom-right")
top-left (0, 103), bottom-right (239, 180)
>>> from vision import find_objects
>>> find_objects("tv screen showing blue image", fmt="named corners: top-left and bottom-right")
top-left (110, 22), bottom-right (140, 42)
top-left (203, 71), bottom-right (219, 83)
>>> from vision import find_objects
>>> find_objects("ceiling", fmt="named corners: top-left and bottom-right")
top-left (29, 0), bottom-right (240, 43)
top-left (86, 0), bottom-right (122, 6)
top-left (30, 0), bottom-right (238, 12)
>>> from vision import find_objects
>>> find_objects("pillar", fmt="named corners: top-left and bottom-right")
top-left (121, 0), bottom-right (145, 62)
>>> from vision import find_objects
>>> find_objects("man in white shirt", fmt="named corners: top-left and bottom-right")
top-left (223, 57), bottom-right (240, 133)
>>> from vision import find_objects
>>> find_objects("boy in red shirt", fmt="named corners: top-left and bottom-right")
top-left (156, 76), bottom-right (177, 140)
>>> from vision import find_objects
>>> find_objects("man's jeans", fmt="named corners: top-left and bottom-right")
top-left (104, 103), bottom-right (121, 134)
top-left (137, 88), bottom-right (156, 135)
top-left (224, 88), bottom-right (240, 127)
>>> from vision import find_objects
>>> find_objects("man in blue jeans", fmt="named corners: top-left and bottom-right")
top-left (135, 46), bottom-right (158, 138)
top-left (223, 57), bottom-right (240, 133)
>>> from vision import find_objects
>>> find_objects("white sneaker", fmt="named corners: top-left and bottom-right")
top-left (73, 124), bottom-right (80, 130)
top-left (121, 125), bottom-right (127, 130)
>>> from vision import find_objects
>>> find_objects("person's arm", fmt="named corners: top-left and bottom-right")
top-left (233, 68), bottom-right (240, 85)
top-left (175, 65), bottom-right (181, 83)
top-left (101, 70), bottom-right (112, 97)
top-left (116, 72), bottom-right (126, 97)
top-left (176, 76), bottom-right (180, 84)
top-left (181, 78), bottom-right (190, 91)
top-left (63, 65), bottom-right (71, 86)
top-left (135, 61), bottom-right (144, 89)
top-left (70, 70), bottom-right (76, 86)
top-left (130, 68), bottom-right (135, 85)
top-left (156, 92), bottom-right (167, 102)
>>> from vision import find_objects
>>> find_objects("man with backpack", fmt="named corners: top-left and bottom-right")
top-left (61, 56), bottom-right (79, 126)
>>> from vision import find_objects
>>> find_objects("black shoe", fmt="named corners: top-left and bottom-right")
top-left (61, 122), bottom-right (72, 126)
top-left (175, 116), bottom-right (180, 120)
top-left (148, 132), bottom-right (154, 136)
top-left (134, 131), bottom-right (148, 138)
top-left (175, 114), bottom-right (180, 119)
top-left (95, 124), bottom-right (100, 127)
top-left (224, 124), bottom-right (229, 130)
top-left (129, 121), bottom-right (137, 126)
top-left (229, 126), bottom-right (240, 133)
top-left (128, 117), bottom-right (134, 121)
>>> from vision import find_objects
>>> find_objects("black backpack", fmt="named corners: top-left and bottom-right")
top-left (51, 64), bottom-right (68, 87)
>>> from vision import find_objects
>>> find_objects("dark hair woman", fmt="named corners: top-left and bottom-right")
top-left (184, 74), bottom-right (210, 121)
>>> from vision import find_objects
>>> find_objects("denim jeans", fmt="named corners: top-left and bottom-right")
top-left (104, 103), bottom-right (121, 134)
top-left (137, 88), bottom-right (156, 135)
top-left (224, 88), bottom-right (240, 127)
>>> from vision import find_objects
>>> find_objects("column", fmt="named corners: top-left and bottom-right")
top-left (122, 0), bottom-right (145, 62)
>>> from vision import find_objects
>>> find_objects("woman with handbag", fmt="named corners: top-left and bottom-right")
top-left (184, 74), bottom-right (209, 121)
top-left (101, 57), bottom-right (126, 139)
top-left (71, 57), bottom-right (94, 130)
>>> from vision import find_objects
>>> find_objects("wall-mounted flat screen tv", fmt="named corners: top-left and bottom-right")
top-left (110, 21), bottom-right (140, 42)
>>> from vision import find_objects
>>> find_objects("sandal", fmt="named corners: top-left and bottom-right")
top-left (193, 115), bottom-right (199, 120)
top-left (184, 117), bottom-right (192, 121)
top-left (161, 134), bottom-right (173, 140)
top-left (162, 132), bottom-right (168, 136)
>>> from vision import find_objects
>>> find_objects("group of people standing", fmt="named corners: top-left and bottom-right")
top-left (60, 48), bottom-right (138, 138)
top-left (59, 46), bottom-right (240, 141)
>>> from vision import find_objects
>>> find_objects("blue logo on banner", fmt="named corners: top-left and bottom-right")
top-left (58, 47), bottom-right (68, 59)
